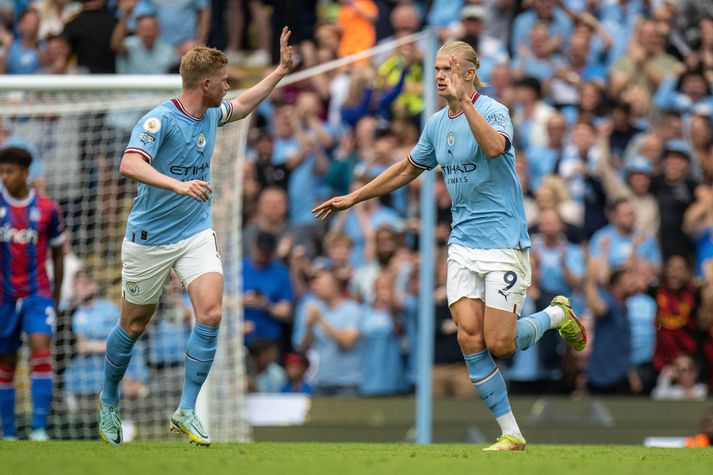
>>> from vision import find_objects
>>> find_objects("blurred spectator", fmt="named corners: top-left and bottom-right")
top-left (530, 208), bottom-right (584, 303)
top-left (626, 260), bottom-right (659, 395)
top-left (607, 102), bottom-right (644, 162)
top-left (111, 4), bottom-right (178, 74)
top-left (33, 0), bottom-right (81, 41)
top-left (690, 114), bottom-right (713, 184)
top-left (141, 0), bottom-right (211, 55)
top-left (267, 0), bottom-right (317, 65)
top-left (512, 76), bottom-right (555, 152)
top-left (651, 352), bottom-right (708, 400)
top-left (246, 339), bottom-right (287, 393)
top-left (653, 140), bottom-right (698, 260)
top-left (224, 0), bottom-right (270, 67)
top-left (0, 7), bottom-right (42, 74)
top-left (589, 198), bottom-right (661, 276)
top-left (280, 352), bottom-right (313, 394)
top-left (330, 181), bottom-right (403, 268)
top-left (298, 269), bottom-right (362, 396)
top-left (597, 124), bottom-right (660, 237)
top-left (242, 232), bottom-right (294, 347)
top-left (512, 22), bottom-right (565, 85)
top-left (699, 260), bottom-right (713, 394)
top-left (445, 4), bottom-right (507, 84)
top-left (243, 187), bottom-right (297, 261)
top-left (683, 184), bottom-right (713, 277)
top-left (526, 112), bottom-right (567, 190)
top-left (511, 0), bottom-right (572, 56)
top-left (651, 255), bottom-right (700, 372)
top-left (653, 68), bottom-right (713, 117)
top-left (610, 19), bottom-right (681, 99)
top-left (63, 0), bottom-right (117, 73)
top-left (271, 101), bottom-right (330, 229)
top-left (532, 174), bottom-right (581, 231)
top-left (37, 33), bottom-right (88, 74)
top-left (549, 27), bottom-right (608, 111)
top-left (556, 120), bottom-right (609, 238)
top-left (584, 261), bottom-right (638, 394)
top-left (337, 0), bottom-right (378, 59)
top-left (250, 132), bottom-right (289, 191)
top-left (359, 271), bottom-right (406, 396)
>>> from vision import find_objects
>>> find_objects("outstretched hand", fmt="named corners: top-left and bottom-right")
top-left (278, 27), bottom-right (294, 73)
top-left (312, 194), bottom-right (357, 221)
top-left (444, 55), bottom-right (468, 102)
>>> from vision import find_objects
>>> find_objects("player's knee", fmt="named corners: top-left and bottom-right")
top-left (197, 304), bottom-right (222, 327)
top-left (487, 338), bottom-right (516, 358)
top-left (456, 328), bottom-right (484, 353)
top-left (125, 320), bottom-right (148, 338)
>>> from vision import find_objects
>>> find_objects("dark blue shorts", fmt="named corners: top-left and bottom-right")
top-left (0, 296), bottom-right (55, 354)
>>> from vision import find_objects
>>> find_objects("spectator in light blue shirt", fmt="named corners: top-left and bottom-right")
top-left (360, 272), bottom-right (407, 396)
top-left (2, 7), bottom-right (42, 74)
top-left (112, 7), bottom-right (178, 75)
top-left (139, 0), bottom-right (210, 53)
top-left (511, 0), bottom-right (572, 56)
top-left (298, 269), bottom-right (362, 396)
top-left (589, 198), bottom-right (662, 272)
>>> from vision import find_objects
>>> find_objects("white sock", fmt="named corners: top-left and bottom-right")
top-left (544, 305), bottom-right (565, 329)
top-left (495, 411), bottom-right (523, 439)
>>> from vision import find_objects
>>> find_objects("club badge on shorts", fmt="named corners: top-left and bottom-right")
top-left (126, 282), bottom-right (139, 296)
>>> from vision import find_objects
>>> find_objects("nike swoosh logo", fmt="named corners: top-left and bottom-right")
top-left (112, 432), bottom-right (121, 445)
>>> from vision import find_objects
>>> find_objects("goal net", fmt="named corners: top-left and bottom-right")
top-left (0, 85), bottom-right (249, 442)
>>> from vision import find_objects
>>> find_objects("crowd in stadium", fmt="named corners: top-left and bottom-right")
top-left (2, 0), bottom-right (713, 406)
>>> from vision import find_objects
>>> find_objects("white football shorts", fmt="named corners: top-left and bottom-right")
top-left (121, 228), bottom-right (223, 305)
top-left (446, 244), bottom-right (531, 314)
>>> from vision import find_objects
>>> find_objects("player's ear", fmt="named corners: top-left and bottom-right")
top-left (201, 76), bottom-right (211, 92)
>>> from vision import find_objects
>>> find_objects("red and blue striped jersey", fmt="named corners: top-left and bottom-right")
top-left (0, 188), bottom-right (65, 302)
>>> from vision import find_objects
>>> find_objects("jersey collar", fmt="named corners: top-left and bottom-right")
top-left (171, 98), bottom-right (204, 121)
top-left (1, 186), bottom-right (35, 207)
top-left (448, 91), bottom-right (480, 119)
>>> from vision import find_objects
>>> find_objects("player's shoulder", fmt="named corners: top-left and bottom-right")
top-left (425, 107), bottom-right (450, 129)
top-left (137, 100), bottom-right (176, 130)
top-left (34, 192), bottom-right (61, 213)
top-left (475, 93), bottom-right (508, 113)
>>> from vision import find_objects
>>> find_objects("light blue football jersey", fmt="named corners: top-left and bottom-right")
top-left (124, 97), bottom-right (233, 245)
top-left (408, 92), bottom-right (531, 250)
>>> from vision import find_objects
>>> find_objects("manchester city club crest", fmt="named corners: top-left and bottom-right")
top-left (196, 133), bottom-right (206, 148)
top-left (126, 282), bottom-right (139, 295)
top-left (447, 131), bottom-right (455, 147)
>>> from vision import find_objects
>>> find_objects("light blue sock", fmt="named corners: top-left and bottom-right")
top-left (515, 310), bottom-right (551, 351)
top-left (102, 325), bottom-right (136, 405)
top-left (179, 323), bottom-right (219, 410)
top-left (463, 350), bottom-right (511, 418)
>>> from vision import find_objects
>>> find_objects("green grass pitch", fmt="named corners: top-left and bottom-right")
top-left (4, 442), bottom-right (712, 475)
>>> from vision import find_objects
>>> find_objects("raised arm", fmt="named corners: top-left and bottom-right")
top-left (447, 56), bottom-right (508, 158)
top-left (225, 27), bottom-right (294, 122)
top-left (312, 158), bottom-right (424, 221)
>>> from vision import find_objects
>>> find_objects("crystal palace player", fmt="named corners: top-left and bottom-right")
top-left (98, 29), bottom-right (293, 446)
top-left (0, 147), bottom-right (65, 441)
top-left (313, 42), bottom-right (587, 451)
